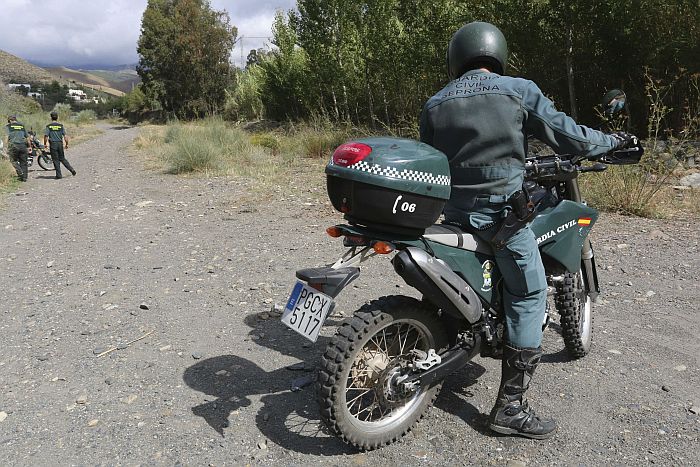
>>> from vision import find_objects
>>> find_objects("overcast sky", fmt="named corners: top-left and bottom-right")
top-left (0, 0), bottom-right (296, 68)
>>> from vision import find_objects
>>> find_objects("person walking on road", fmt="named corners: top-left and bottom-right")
top-left (43, 111), bottom-right (76, 179)
top-left (4, 115), bottom-right (31, 182)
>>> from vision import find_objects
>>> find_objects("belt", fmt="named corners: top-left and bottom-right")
top-left (474, 194), bottom-right (509, 204)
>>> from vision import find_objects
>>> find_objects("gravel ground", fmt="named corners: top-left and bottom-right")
top-left (0, 126), bottom-right (698, 466)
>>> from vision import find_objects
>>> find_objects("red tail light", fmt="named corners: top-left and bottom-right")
top-left (332, 142), bottom-right (372, 167)
top-left (326, 226), bottom-right (342, 237)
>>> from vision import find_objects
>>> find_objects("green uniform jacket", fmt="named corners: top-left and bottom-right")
top-left (45, 121), bottom-right (66, 143)
top-left (6, 121), bottom-right (29, 145)
top-left (420, 70), bottom-right (617, 218)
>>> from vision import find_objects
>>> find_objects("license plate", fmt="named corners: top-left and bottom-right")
top-left (281, 281), bottom-right (333, 342)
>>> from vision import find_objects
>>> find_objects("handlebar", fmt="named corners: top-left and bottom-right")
top-left (525, 146), bottom-right (643, 182)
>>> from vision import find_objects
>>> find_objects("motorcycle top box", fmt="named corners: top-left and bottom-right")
top-left (325, 137), bottom-right (451, 236)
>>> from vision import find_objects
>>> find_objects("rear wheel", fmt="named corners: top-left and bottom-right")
top-left (37, 152), bottom-right (54, 171)
top-left (555, 270), bottom-right (592, 358)
top-left (317, 296), bottom-right (448, 450)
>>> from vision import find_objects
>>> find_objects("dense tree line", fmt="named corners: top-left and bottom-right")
top-left (247, 0), bottom-right (699, 136)
top-left (136, 0), bottom-right (699, 136)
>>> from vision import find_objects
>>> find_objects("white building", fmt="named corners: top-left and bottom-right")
top-left (8, 83), bottom-right (31, 92)
top-left (68, 89), bottom-right (87, 101)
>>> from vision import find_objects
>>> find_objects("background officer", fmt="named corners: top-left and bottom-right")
top-left (4, 115), bottom-right (31, 182)
top-left (44, 111), bottom-right (76, 179)
top-left (420, 22), bottom-right (640, 439)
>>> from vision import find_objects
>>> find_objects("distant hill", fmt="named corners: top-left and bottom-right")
top-left (1, 49), bottom-right (140, 98)
top-left (43, 67), bottom-right (133, 96)
top-left (0, 50), bottom-right (53, 84)
top-left (79, 69), bottom-right (140, 93)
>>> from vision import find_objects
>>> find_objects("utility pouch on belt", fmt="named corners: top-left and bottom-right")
top-left (490, 185), bottom-right (537, 250)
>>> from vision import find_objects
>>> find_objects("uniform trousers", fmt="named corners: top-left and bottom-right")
top-left (446, 198), bottom-right (547, 349)
top-left (49, 142), bottom-right (74, 178)
top-left (9, 143), bottom-right (28, 181)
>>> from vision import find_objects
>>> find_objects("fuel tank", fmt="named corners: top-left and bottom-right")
top-left (531, 200), bottom-right (598, 273)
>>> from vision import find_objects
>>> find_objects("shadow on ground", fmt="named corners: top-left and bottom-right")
top-left (182, 354), bottom-right (353, 456)
top-left (183, 310), bottom-right (503, 454)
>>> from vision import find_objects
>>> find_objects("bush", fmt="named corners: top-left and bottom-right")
top-left (133, 126), bottom-right (164, 152)
top-left (250, 133), bottom-right (280, 154)
top-left (52, 103), bottom-right (72, 122)
top-left (75, 109), bottom-right (97, 124)
top-left (165, 131), bottom-right (221, 173)
top-left (581, 73), bottom-right (698, 217)
top-left (0, 158), bottom-right (18, 191)
top-left (156, 118), bottom-right (293, 179)
top-left (163, 119), bottom-right (247, 173)
top-left (224, 66), bottom-right (265, 121)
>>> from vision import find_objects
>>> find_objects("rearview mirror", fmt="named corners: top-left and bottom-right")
top-left (601, 89), bottom-right (626, 116)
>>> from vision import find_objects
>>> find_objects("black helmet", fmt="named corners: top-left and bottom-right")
top-left (50, 111), bottom-right (58, 119)
top-left (447, 21), bottom-right (508, 79)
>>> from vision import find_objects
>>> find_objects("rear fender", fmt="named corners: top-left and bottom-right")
top-left (295, 267), bottom-right (360, 298)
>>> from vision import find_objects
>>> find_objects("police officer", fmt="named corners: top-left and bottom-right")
top-left (420, 22), bottom-right (639, 439)
top-left (4, 115), bottom-right (31, 182)
top-left (43, 111), bottom-right (76, 179)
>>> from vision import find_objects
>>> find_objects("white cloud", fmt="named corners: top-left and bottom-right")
top-left (0, 0), bottom-right (296, 67)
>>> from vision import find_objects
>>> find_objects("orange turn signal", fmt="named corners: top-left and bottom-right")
top-left (372, 241), bottom-right (395, 255)
top-left (326, 226), bottom-right (343, 238)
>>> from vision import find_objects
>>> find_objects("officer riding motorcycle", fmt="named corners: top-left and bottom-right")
top-left (419, 21), bottom-right (641, 439)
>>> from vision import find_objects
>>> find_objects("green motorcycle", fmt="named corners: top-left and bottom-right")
top-left (28, 130), bottom-right (54, 171)
top-left (279, 92), bottom-right (642, 450)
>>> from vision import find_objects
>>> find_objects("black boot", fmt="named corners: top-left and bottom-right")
top-left (489, 344), bottom-right (557, 439)
top-left (64, 160), bottom-right (76, 176)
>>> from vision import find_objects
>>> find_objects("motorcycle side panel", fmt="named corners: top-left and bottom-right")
top-left (424, 240), bottom-right (501, 306)
top-left (531, 200), bottom-right (598, 273)
top-left (396, 248), bottom-right (483, 322)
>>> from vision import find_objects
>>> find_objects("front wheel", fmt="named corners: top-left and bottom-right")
top-left (317, 296), bottom-right (448, 450)
top-left (37, 152), bottom-right (54, 171)
top-left (555, 270), bottom-right (592, 358)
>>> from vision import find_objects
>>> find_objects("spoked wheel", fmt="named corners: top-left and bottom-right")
top-left (37, 153), bottom-right (54, 171)
top-left (317, 296), bottom-right (448, 450)
top-left (555, 270), bottom-right (592, 358)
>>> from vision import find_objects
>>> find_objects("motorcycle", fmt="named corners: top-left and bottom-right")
top-left (278, 91), bottom-right (643, 450)
top-left (27, 130), bottom-right (54, 171)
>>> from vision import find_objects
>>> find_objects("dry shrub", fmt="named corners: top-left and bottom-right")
top-left (582, 72), bottom-right (699, 217)
top-left (159, 118), bottom-right (287, 179)
top-left (0, 158), bottom-right (19, 192)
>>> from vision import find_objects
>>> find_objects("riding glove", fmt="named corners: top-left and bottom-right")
top-left (609, 131), bottom-right (641, 151)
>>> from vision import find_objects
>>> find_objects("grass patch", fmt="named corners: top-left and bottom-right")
top-left (70, 125), bottom-right (104, 146)
top-left (132, 125), bottom-right (166, 171)
top-left (580, 164), bottom-right (665, 218)
top-left (143, 118), bottom-right (362, 184)
top-left (162, 119), bottom-right (252, 174)
top-left (580, 141), bottom-right (699, 218)
top-left (0, 158), bottom-right (20, 193)
top-left (75, 109), bottom-right (97, 124)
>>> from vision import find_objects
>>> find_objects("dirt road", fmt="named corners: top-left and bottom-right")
top-left (1, 126), bottom-right (698, 466)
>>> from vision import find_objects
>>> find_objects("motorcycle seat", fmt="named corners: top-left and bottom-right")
top-left (423, 224), bottom-right (493, 254)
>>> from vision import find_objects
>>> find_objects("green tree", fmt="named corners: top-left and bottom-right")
top-left (137, 0), bottom-right (237, 118)
top-left (254, 0), bottom-right (698, 135)
top-left (246, 48), bottom-right (271, 69)
top-left (259, 10), bottom-right (312, 120)
top-left (225, 66), bottom-right (265, 121)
